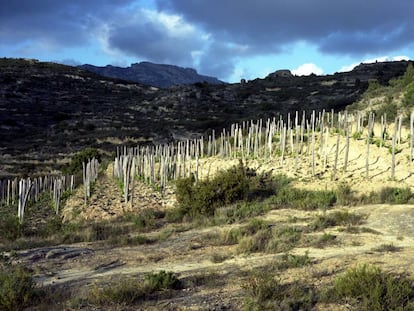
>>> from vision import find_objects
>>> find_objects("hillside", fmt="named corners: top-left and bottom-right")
top-left (0, 57), bottom-right (413, 177)
top-left (80, 62), bottom-right (224, 88)
top-left (2, 60), bottom-right (414, 309)
top-left (2, 103), bottom-right (414, 309)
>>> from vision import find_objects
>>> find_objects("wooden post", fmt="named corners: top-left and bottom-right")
top-left (332, 130), bottom-right (341, 181)
top-left (397, 115), bottom-right (403, 145)
top-left (391, 117), bottom-right (398, 180)
top-left (365, 112), bottom-right (374, 179)
top-left (311, 111), bottom-right (316, 176)
top-left (344, 111), bottom-right (350, 172)
top-left (410, 111), bottom-right (414, 162)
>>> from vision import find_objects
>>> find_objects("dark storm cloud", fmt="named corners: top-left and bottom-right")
top-left (106, 11), bottom-right (204, 66)
top-left (197, 42), bottom-right (249, 78)
top-left (159, 0), bottom-right (414, 56)
top-left (0, 0), bottom-right (130, 46)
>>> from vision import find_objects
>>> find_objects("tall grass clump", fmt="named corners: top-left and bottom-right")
top-left (310, 211), bottom-right (364, 231)
top-left (0, 266), bottom-right (36, 311)
top-left (335, 182), bottom-right (357, 206)
top-left (270, 187), bottom-right (336, 211)
top-left (88, 270), bottom-right (181, 306)
top-left (242, 270), bottom-right (316, 310)
top-left (326, 264), bottom-right (414, 310)
top-left (0, 213), bottom-right (22, 241)
top-left (379, 187), bottom-right (412, 204)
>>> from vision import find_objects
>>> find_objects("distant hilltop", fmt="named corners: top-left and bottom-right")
top-left (79, 62), bottom-right (224, 88)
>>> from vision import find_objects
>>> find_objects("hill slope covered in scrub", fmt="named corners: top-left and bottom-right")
top-left (0, 57), bottom-right (413, 177)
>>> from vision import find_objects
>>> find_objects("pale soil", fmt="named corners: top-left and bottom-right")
top-left (7, 128), bottom-right (414, 310)
top-left (13, 196), bottom-right (414, 310)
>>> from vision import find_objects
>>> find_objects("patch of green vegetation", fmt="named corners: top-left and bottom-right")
top-left (324, 264), bottom-right (414, 310)
top-left (379, 187), bottom-right (413, 204)
top-left (359, 186), bottom-right (413, 204)
top-left (175, 161), bottom-right (250, 218)
top-left (63, 147), bottom-right (101, 175)
top-left (238, 225), bottom-right (303, 254)
top-left (275, 251), bottom-right (312, 270)
top-left (310, 233), bottom-right (337, 248)
top-left (84, 221), bottom-right (132, 242)
top-left (174, 162), bottom-right (287, 220)
top-left (335, 182), bottom-right (356, 206)
top-left (242, 270), bottom-right (317, 310)
top-left (210, 252), bottom-right (230, 263)
top-left (213, 201), bottom-right (271, 224)
top-left (372, 243), bottom-right (402, 253)
top-left (124, 208), bottom-right (163, 232)
top-left (269, 187), bottom-right (336, 211)
top-left (0, 212), bottom-right (22, 241)
top-left (310, 211), bottom-right (364, 231)
top-left (87, 270), bottom-right (181, 306)
top-left (0, 266), bottom-right (36, 311)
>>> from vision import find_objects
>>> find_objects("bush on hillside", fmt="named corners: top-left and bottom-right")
top-left (174, 162), bottom-right (292, 220)
top-left (328, 264), bottom-right (414, 310)
top-left (64, 147), bottom-right (101, 175)
top-left (0, 266), bottom-right (36, 311)
top-left (175, 161), bottom-right (251, 218)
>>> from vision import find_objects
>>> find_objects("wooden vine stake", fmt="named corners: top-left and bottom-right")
top-left (410, 111), bottom-right (414, 162)
top-left (311, 111), bottom-right (316, 176)
top-left (365, 112), bottom-right (374, 179)
top-left (332, 126), bottom-right (341, 181)
top-left (18, 178), bottom-right (32, 223)
top-left (343, 111), bottom-right (350, 172)
top-left (391, 116), bottom-right (398, 180)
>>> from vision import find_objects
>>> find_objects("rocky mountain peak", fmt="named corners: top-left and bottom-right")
top-left (80, 62), bottom-right (223, 88)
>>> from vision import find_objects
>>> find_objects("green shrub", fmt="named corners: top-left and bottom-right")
top-left (238, 225), bottom-right (303, 254)
top-left (84, 221), bottom-right (131, 242)
top-left (64, 147), bottom-right (101, 175)
top-left (379, 187), bottom-right (412, 204)
top-left (88, 270), bottom-right (181, 306)
top-left (330, 264), bottom-right (414, 310)
top-left (275, 251), bottom-right (312, 270)
top-left (372, 243), bottom-right (402, 253)
top-left (88, 279), bottom-right (145, 305)
top-left (242, 271), bottom-right (316, 310)
top-left (220, 228), bottom-right (244, 245)
top-left (144, 270), bottom-right (181, 291)
top-left (125, 208), bottom-right (162, 232)
top-left (310, 211), bottom-right (364, 231)
top-left (311, 233), bottom-right (337, 248)
top-left (336, 182), bottom-right (356, 206)
top-left (0, 213), bottom-right (22, 241)
top-left (175, 164), bottom-right (291, 220)
top-left (238, 228), bottom-right (273, 254)
top-left (39, 216), bottom-right (63, 238)
top-left (214, 201), bottom-right (271, 224)
top-left (270, 188), bottom-right (336, 210)
top-left (175, 162), bottom-right (250, 218)
top-left (0, 266), bottom-right (36, 311)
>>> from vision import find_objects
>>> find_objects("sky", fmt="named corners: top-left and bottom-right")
top-left (1, 0), bottom-right (413, 83)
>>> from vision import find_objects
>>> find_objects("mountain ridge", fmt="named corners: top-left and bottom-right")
top-left (79, 61), bottom-right (224, 88)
